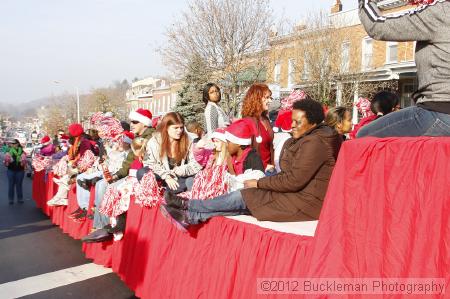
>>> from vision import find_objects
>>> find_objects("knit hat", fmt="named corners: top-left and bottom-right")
top-left (225, 119), bottom-right (253, 146)
top-left (211, 128), bottom-right (227, 143)
top-left (40, 135), bottom-right (51, 146)
top-left (273, 110), bottom-right (292, 133)
top-left (68, 123), bottom-right (84, 137)
top-left (123, 131), bottom-right (135, 144)
top-left (129, 108), bottom-right (152, 127)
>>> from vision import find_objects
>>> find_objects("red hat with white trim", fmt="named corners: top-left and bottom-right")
top-left (273, 110), bottom-right (292, 133)
top-left (122, 131), bottom-right (135, 144)
top-left (211, 128), bottom-right (227, 143)
top-left (129, 108), bottom-right (152, 127)
top-left (40, 135), bottom-right (51, 146)
top-left (225, 119), bottom-right (253, 146)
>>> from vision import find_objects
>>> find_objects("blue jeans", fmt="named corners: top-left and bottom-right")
top-left (7, 169), bottom-right (24, 202)
top-left (357, 106), bottom-right (450, 138)
top-left (76, 171), bottom-right (103, 209)
top-left (187, 191), bottom-right (250, 224)
top-left (93, 178), bottom-right (112, 229)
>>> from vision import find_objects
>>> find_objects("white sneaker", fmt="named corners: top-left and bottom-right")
top-left (113, 232), bottom-right (123, 241)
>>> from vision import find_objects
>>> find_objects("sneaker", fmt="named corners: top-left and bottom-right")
top-left (81, 229), bottom-right (113, 243)
top-left (113, 232), bottom-right (123, 241)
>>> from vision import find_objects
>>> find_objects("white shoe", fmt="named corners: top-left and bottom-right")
top-left (113, 232), bottom-right (123, 241)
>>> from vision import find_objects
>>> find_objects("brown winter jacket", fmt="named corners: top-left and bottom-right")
top-left (241, 124), bottom-right (342, 222)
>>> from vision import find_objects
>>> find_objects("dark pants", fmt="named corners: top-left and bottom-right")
top-left (187, 191), bottom-right (250, 224)
top-left (7, 169), bottom-right (24, 202)
top-left (137, 167), bottom-right (194, 194)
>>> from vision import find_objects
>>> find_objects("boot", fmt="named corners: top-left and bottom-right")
top-left (47, 184), bottom-right (69, 206)
top-left (164, 192), bottom-right (189, 210)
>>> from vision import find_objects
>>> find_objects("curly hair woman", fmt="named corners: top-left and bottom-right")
top-left (240, 83), bottom-right (275, 171)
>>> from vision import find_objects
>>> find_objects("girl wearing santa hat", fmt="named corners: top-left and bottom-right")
top-left (39, 135), bottom-right (56, 157)
top-left (241, 84), bottom-right (275, 172)
top-left (357, 0), bottom-right (450, 137)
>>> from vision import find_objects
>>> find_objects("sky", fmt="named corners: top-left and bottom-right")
top-left (0, 0), bottom-right (356, 104)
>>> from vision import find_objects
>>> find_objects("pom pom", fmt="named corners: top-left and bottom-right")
top-left (32, 155), bottom-right (52, 172)
top-left (134, 171), bottom-right (164, 208)
top-left (280, 89), bottom-right (307, 111)
top-left (255, 136), bottom-right (262, 143)
top-left (77, 150), bottom-right (96, 172)
top-left (354, 97), bottom-right (374, 118)
top-left (53, 156), bottom-right (69, 177)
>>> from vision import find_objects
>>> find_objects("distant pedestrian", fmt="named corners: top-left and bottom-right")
top-left (3, 139), bottom-right (27, 204)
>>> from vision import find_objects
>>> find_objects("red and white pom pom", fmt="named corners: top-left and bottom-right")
top-left (99, 186), bottom-right (122, 217)
top-left (32, 155), bottom-right (52, 172)
top-left (77, 150), bottom-right (96, 172)
top-left (409, 0), bottom-right (435, 5)
top-left (4, 153), bottom-right (12, 165)
top-left (355, 97), bottom-right (374, 118)
top-left (134, 171), bottom-right (164, 208)
top-left (53, 156), bottom-right (69, 177)
top-left (90, 112), bottom-right (124, 140)
top-left (280, 89), bottom-right (308, 111)
top-left (90, 112), bottom-right (106, 125)
top-left (179, 163), bottom-right (229, 200)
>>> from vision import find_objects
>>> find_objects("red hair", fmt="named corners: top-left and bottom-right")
top-left (241, 84), bottom-right (272, 119)
top-left (157, 112), bottom-right (189, 163)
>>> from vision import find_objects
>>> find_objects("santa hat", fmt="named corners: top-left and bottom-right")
top-left (242, 118), bottom-right (262, 143)
top-left (129, 108), bottom-right (152, 127)
top-left (151, 116), bottom-right (160, 128)
top-left (40, 135), bottom-right (51, 146)
top-left (273, 110), bottom-right (292, 133)
top-left (211, 128), bottom-right (227, 143)
top-left (225, 119), bottom-right (253, 146)
top-left (122, 131), bottom-right (135, 144)
top-left (68, 123), bottom-right (84, 137)
top-left (60, 134), bottom-right (70, 141)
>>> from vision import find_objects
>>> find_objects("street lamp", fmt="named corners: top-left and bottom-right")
top-left (53, 80), bottom-right (80, 123)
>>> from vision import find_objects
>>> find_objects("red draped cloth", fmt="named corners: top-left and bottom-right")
top-left (32, 137), bottom-right (450, 298)
top-left (305, 137), bottom-right (450, 298)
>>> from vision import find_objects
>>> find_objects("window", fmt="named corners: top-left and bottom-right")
top-left (362, 37), bottom-right (373, 71)
top-left (341, 42), bottom-right (350, 73)
top-left (273, 62), bottom-right (281, 83)
top-left (288, 59), bottom-right (296, 87)
top-left (386, 42), bottom-right (398, 64)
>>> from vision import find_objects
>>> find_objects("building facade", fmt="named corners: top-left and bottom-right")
top-left (126, 77), bottom-right (181, 118)
top-left (267, 0), bottom-right (417, 122)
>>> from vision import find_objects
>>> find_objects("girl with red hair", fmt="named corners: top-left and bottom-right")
top-left (241, 83), bottom-right (275, 172)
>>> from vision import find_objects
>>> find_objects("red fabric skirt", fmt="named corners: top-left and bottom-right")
top-left (31, 137), bottom-right (450, 298)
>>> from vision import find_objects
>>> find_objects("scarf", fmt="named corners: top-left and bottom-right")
top-left (9, 147), bottom-right (23, 164)
top-left (68, 136), bottom-right (81, 161)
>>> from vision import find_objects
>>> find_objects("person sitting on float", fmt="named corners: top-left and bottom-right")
top-left (138, 112), bottom-right (202, 194)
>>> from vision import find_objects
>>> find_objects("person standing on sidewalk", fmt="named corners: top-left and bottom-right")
top-left (3, 139), bottom-right (27, 204)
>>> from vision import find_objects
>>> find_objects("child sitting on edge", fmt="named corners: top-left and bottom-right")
top-left (186, 121), bottom-right (212, 168)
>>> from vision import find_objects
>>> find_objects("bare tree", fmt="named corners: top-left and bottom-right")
top-left (269, 11), bottom-right (395, 108)
top-left (160, 0), bottom-right (273, 116)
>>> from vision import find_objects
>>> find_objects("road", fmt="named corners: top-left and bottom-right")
top-left (0, 158), bottom-right (136, 299)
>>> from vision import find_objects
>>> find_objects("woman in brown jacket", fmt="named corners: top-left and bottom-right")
top-left (161, 99), bottom-right (342, 231)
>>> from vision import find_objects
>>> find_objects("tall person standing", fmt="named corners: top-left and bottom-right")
top-left (3, 139), bottom-right (27, 205)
